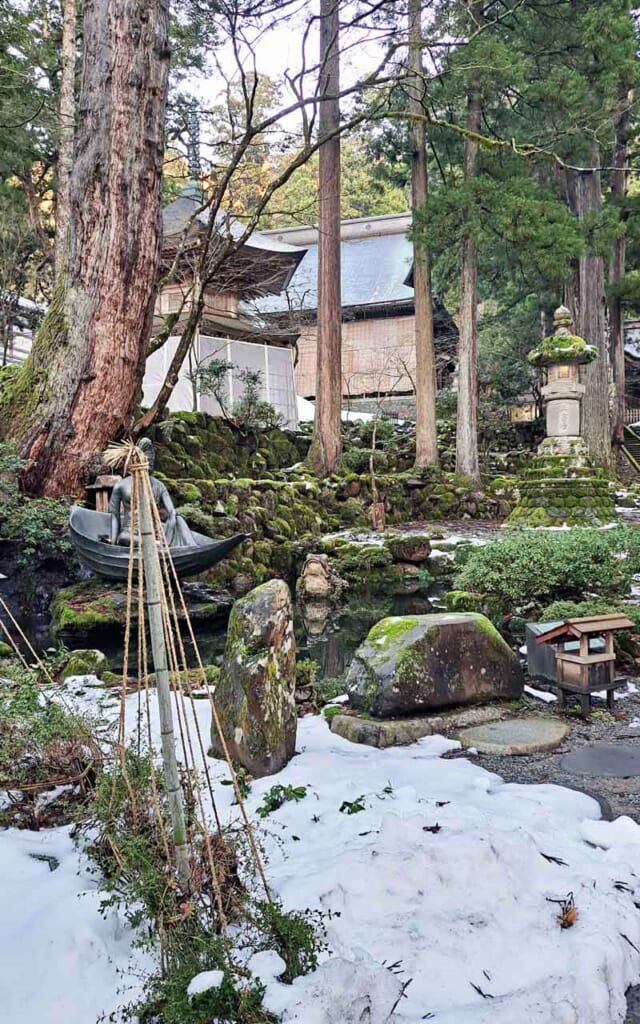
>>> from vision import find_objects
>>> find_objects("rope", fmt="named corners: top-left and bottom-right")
top-left (154, 503), bottom-right (272, 902)
top-left (140, 470), bottom-right (232, 941)
top-left (0, 597), bottom-right (56, 685)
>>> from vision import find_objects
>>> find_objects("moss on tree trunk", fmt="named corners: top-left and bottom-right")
top-left (0, 0), bottom-right (170, 496)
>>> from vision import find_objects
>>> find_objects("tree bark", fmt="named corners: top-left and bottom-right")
top-left (610, 86), bottom-right (631, 449)
top-left (0, 0), bottom-right (171, 496)
top-left (54, 0), bottom-right (76, 278)
top-left (306, 0), bottom-right (342, 475)
top-left (565, 144), bottom-right (611, 467)
top-left (455, 0), bottom-right (483, 485)
top-left (408, 0), bottom-right (438, 468)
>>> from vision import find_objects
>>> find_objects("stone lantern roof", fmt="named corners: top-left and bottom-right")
top-left (528, 306), bottom-right (598, 367)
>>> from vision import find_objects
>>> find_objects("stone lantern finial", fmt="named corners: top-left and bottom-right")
top-left (553, 305), bottom-right (573, 333)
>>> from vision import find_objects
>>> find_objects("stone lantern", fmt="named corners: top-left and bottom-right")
top-left (506, 305), bottom-right (614, 528)
top-left (528, 305), bottom-right (597, 456)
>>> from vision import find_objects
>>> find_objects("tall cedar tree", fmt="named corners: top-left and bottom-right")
top-left (409, 0), bottom-right (438, 468)
top-left (455, 0), bottom-right (483, 485)
top-left (0, 0), bottom-right (171, 495)
top-left (307, 0), bottom-right (343, 475)
top-left (54, 0), bottom-right (76, 277)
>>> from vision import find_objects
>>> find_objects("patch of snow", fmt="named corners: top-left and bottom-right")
top-left (263, 955), bottom-right (403, 1023)
top-left (61, 673), bottom-right (102, 686)
top-left (591, 680), bottom-right (638, 701)
top-left (247, 950), bottom-right (286, 984)
top-left (187, 969), bottom-right (225, 998)
top-left (296, 396), bottom-right (374, 423)
top-left (628, 717), bottom-right (640, 729)
top-left (525, 685), bottom-right (558, 704)
top-left (428, 548), bottom-right (454, 562)
top-left (580, 816), bottom-right (640, 850)
top-left (0, 827), bottom-right (150, 1023)
top-left (5, 683), bottom-right (640, 1024)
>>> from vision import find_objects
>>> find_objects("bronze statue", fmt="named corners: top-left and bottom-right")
top-left (109, 438), bottom-right (197, 548)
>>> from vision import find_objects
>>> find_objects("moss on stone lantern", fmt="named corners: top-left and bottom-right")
top-left (506, 305), bottom-right (615, 529)
top-left (528, 306), bottom-right (598, 369)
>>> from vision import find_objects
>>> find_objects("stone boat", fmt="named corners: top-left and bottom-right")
top-left (69, 506), bottom-right (247, 581)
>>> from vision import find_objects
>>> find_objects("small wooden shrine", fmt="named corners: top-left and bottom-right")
top-left (534, 613), bottom-right (634, 715)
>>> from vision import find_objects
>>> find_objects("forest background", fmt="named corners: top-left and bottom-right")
top-left (0, 0), bottom-right (638, 488)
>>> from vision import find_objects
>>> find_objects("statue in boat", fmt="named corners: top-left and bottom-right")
top-left (69, 438), bottom-right (247, 581)
top-left (109, 438), bottom-right (196, 548)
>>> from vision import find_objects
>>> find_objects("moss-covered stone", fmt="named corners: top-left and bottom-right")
top-left (445, 590), bottom-right (485, 613)
top-left (50, 581), bottom-right (124, 636)
top-left (386, 533), bottom-right (431, 563)
top-left (210, 580), bottom-right (297, 777)
top-left (346, 612), bottom-right (524, 718)
top-left (507, 451), bottom-right (616, 528)
top-left (62, 648), bottom-right (108, 679)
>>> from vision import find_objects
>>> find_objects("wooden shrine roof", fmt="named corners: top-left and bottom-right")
top-left (535, 614), bottom-right (635, 645)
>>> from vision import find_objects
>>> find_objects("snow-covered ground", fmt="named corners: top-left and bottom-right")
top-left (2, 685), bottom-right (640, 1023)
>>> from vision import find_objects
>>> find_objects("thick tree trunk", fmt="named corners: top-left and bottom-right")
top-left (455, 0), bottom-right (483, 485)
top-left (610, 88), bottom-right (631, 449)
top-left (307, 0), bottom-right (342, 475)
top-left (54, 0), bottom-right (76, 278)
top-left (408, 0), bottom-right (438, 469)
top-left (565, 145), bottom-right (611, 467)
top-left (0, 0), bottom-right (170, 495)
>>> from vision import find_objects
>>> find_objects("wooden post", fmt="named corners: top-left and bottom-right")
top-left (136, 467), bottom-right (191, 892)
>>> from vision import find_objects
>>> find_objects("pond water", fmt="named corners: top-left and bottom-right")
top-left (49, 579), bottom-right (452, 683)
top-left (3, 520), bottom-right (495, 681)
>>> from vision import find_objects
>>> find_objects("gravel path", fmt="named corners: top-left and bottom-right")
top-left (445, 686), bottom-right (640, 821)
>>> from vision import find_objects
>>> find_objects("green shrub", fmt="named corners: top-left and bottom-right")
top-left (455, 529), bottom-right (634, 615)
top-left (0, 443), bottom-right (71, 563)
top-left (256, 784), bottom-right (307, 818)
top-left (315, 677), bottom-right (346, 706)
top-left (295, 658), bottom-right (319, 690)
top-left (93, 751), bottom-right (324, 1023)
top-left (541, 598), bottom-right (640, 630)
top-left (322, 705), bottom-right (343, 721)
top-left (0, 673), bottom-right (94, 788)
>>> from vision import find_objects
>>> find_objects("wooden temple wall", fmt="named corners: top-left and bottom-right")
top-left (295, 315), bottom-right (418, 399)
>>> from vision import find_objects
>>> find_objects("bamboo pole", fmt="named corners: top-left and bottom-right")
top-left (135, 465), bottom-right (191, 892)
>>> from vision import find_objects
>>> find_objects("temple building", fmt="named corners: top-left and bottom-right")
top-left (143, 183), bottom-right (306, 428)
top-left (251, 213), bottom-right (458, 417)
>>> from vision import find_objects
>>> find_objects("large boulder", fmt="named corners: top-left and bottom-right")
top-left (210, 579), bottom-right (297, 777)
top-left (346, 613), bottom-right (523, 718)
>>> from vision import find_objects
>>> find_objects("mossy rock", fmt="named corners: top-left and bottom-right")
top-left (334, 543), bottom-right (393, 575)
top-left (386, 533), bottom-right (431, 563)
top-left (0, 641), bottom-right (14, 658)
top-left (444, 591), bottom-right (485, 614)
top-left (50, 581), bottom-right (125, 636)
top-left (211, 580), bottom-right (297, 777)
top-left (346, 612), bottom-right (524, 717)
top-left (62, 648), bottom-right (109, 679)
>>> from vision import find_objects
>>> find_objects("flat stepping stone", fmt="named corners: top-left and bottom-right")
top-left (457, 717), bottom-right (569, 755)
top-left (561, 743), bottom-right (640, 778)
top-left (330, 705), bottom-right (507, 749)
